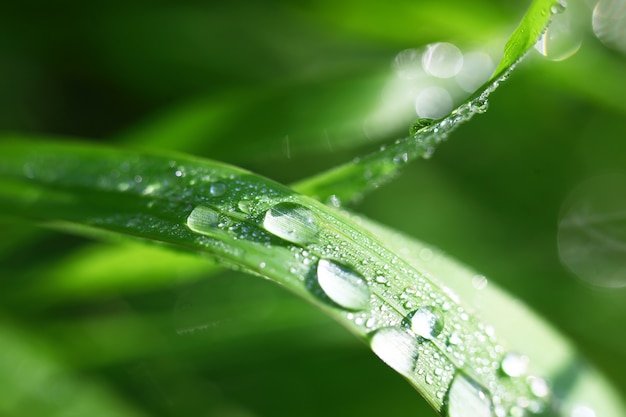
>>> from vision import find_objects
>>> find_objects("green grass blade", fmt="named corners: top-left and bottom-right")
top-left (1, 138), bottom-right (623, 417)
top-left (294, 0), bottom-right (558, 205)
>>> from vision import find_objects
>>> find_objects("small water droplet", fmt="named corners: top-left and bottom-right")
top-left (445, 373), bottom-right (493, 417)
top-left (370, 327), bottom-right (418, 377)
top-left (551, 0), bottom-right (567, 14)
top-left (259, 262), bottom-right (266, 269)
top-left (328, 194), bottom-right (342, 208)
top-left (471, 274), bottom-right (488, 290)
top-left (175, 170), bottom-right (184, 177)
top-left (210, 182), bottom-right (227, 197)
top-left (263, 202), bottom-right (320, 245)
top-left (409, 118), bottom-right (436, 135)
top-left (405, 306), bottom-right (444, 340)
top-left (469, 97), bottom-right (489, 114)
top-left (238, 200), bottom-right (252, 214)
top-left (448, 332), bottom-right (462, 345)
top-left (187, 205), bottom-right (220, 234)
top-left (527, 376), bottom-right (550, 398)
top-left (317, 259), bottom-right (371, 311)
top-left (501, 352), bottom-right (529, 377)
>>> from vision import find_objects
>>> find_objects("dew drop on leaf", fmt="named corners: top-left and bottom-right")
top-left (316, 259), bottom-right (371, 311)
top-left (501, 352), bottom-right (529, 377)
top-left (409, 118), bottom-right (436, 135)
top-left (187, 205), bottom-right (220, 234)
top-left (263, 202), bottom-right (320, 245)
top-left (445, 373), bottom-right (494, 417)
top-left (557, 174), bottom-right (626, 288)
top-left (209, 182), bottom-right (227, 197)
top-left (405, 306), bottom-right (444, 340)
top-left (592, 0), bottom-right (626, 54)
top-left (370, 327), bottom-right (418, 377)
top-left (534, 6), bottom-right (581, 61)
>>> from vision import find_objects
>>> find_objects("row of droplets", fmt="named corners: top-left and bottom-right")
top-left (186, 197), bottom-right (579, 417)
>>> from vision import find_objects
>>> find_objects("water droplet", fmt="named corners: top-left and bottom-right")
top-left (263, 202), bottom-right (320, 245)
top-left (501, 352), bottom-right (529, 377)
top-left (592, 0), bottom-right (626, 53)
top-left (571, 405), bottom-right (596, 417)
top-left (316, 259), bottom-right (371, 311)
top-left (175, 170), bottom-right (184, 177)
top-left (471, 274), bottom-right (488, 290)
top-left (405, 306), bottom-right (444, 340)
top-left (415, 87), bottom-right (453, 119)
top-left (456, 51), bottom-right (494, 93)
top-left (527, 376), bottom-right (550, 398)
top-left (558, 174), bottom-right (626, 288)
top-left (393, 48), bottom-right (424, 80)
top-left (422, 42), bottom-right (464, 78)
top-left (187, 205), bottom-right (220, 234)
top-left (328, 194), bottom-right (342, 208)
top-left (409, 118), bottom-right (436, 135)
top-left (448, 332), bottom-right (462, 346)
top-left (210, 182), bottom-right (227, 197)
top-left (534, 7), bottom-right (581, 61)
top-left (370, 327), bottom-right (418, 377)
top-left (445, 374), bottom-right (493, 417)
top-left (238, 200), bottom-right (252, 214)
top-left (469, 97), bottom-right (489, 114)
top-left (551, 0), bottom-right (567, 14)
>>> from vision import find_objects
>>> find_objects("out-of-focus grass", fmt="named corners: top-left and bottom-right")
top-left (1, 0), bottom-right (626, 416)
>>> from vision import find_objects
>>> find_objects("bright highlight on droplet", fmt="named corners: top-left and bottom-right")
top-left (406, 306), bottom-right (444, 340)
top-left (187, 205), bottom-right (220, 234)
top-left (593, 0), bottom-right (626, 53)
top-left (456, 51), bottom-right (494, 93)
top-left (263, 202), bottom-right (320, 245)
top-left (422, 42), bottom-right (464, 78)
top-left (316, 259), bottom-right (371, 311)
top-left (571, 405), bottom-right (596, 417)
top-left (557, 174), bottom-right (626, 288)
top-left (393, 48), bottom-right (424, 80)
top-left (534, 8), bottom-right (581, 61)
top-left (370, 327), bottom-right (418, 377)
top-left (415, 87), bottom-right (453, 119)
top-left (446, 374), bottom-right (493, 417)
top-left (501, 352), bottom-right (529, 377)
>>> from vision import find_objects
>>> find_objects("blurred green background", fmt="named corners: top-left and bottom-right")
top-left (1, 0), bottom-right (626, 416)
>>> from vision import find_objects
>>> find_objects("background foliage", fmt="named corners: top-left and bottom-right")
top-left (1, 0), bottom-right (625, 416)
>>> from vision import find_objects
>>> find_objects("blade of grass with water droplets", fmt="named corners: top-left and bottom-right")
top-left (294, 0), bottom-right (558, 205)
top-left (2, 139), bottom-right (623, 417)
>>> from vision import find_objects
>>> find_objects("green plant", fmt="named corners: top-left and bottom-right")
top-left (1, 1), bottom-right (626, 416)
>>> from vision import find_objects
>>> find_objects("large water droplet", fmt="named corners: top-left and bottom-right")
top-left (557, 174), bottom-right (626, 288)
top-left (405, 306), bottom-right (444, 340)
top-left (592, 0), bottom-right (626, 53)
top-left (501, 352), bottom-right (529, 377)
top-left (370, 327), bottom-right (418, 377)
top-left (445, 374), bottom-right (494, 417)
top-left (456, 51), bottom-right (494, 93)
top-left (534, 7), bottom-right (581, 61)
top-left (187, 205), bottom-right (220, 234)
top-left (422, 42), bottom-right (464, 78)
top-left (316, 259), bottom-right (371, 311)
top-left (263, 202), bottom-right (320, 245)
top-left (415, 87), bottom-right (453, 119)
top-left (527, 376), bottom-right (550, 398)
